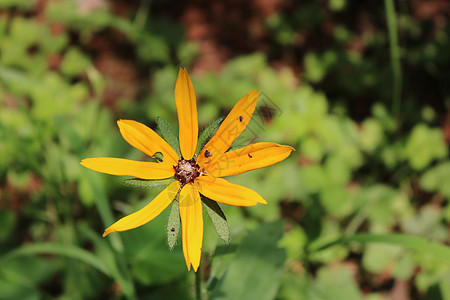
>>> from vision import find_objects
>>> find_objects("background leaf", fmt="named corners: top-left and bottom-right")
top-left (210, 221), bottom-right (286, 300)
top-left (314, 234), bottom-right (450, 265)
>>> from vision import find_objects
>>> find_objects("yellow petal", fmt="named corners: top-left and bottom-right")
top-left (197, 89), bottom-right (259, 164)
top-left (197, 176), bottom-right (267, 206)
top-left (179, 184), bottom-right (203, 271)
top-left (117, 119), bottom-right (179, 165)
top-left (175, 68), bottom-right (198, 159)
top-left (200, 143), bottom-right (294, 177)
top-left (103, 181), bottom-right (180, 237)
top-left (81, 157), bottom-right (174, 179)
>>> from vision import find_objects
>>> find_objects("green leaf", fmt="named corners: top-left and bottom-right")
top-left (421, 161), bottom-right (450, 199)
top-left (0, 210), bottom-right (16, 243)
top-left (401, 205), bottom-right (447, 240)
top-left (393, 251), bottom-right (415, 280)
top-left (312, 234), bottom-right (450, 265)
top-left (359, 118), bottom-right (384, 153)
top-left (156, 116), bottom-right (180, 157)
top-left (121, 207), bottom-right (186, 286)
top-left (167, 198), bottom-right (181, 250)
top-left (0, 0), bottom-right (36, 10)
top-left (202, 197), bottom-right (230, 243)
top-left (210, 221), bottom-right (286, 300)
top-left (278, 222), bottom-right (307, 261)
top-left (313, 264), bottom-right (363, 300)
top-left (2, 243), bottom-right (110, 276)
top-left (1, 256), bottom-right (52, 287)
top-left (304, 51), bottom-right (337, 83)
top-left (82, 171), bottom-right (137, 299)
top-left (404, 124), bottom-right (448, 170)
top-left (196, 116), bottom-right (224, 155)
top-left (124, 178), bottom-right (173, 190)
top-left (60, 47), bottom-right (91, 77)
top-left (304, 52), bottom-right (326, 83)
top-left (0, 275), bottom-right (39, 300)
top-left (329, 0), bottom-right (347, 11)
top-left (362, 244), bottom-right (402, 273)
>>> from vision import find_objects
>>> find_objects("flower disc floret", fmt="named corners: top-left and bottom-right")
top-left (174, 158), bottom-right (200, 185)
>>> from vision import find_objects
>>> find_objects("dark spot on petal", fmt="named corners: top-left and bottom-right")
top-left (205, 150), bottom-right (212, 157)
top-left (248, 153), bottom-right (252, 158)
top-left (171, 228), bottom-right (175, 232)
top-left (239, 116), bottom-right (243, 122)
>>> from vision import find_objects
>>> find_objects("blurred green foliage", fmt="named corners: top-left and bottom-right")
top-left (1, 0), bottom-right (450, 299)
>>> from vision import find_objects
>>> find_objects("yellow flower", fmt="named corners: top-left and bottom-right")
top-left (81, 69), bottom-right (294, 271)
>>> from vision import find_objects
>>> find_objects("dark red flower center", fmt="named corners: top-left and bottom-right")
top-left (174, 159), bottom-right (200, 185)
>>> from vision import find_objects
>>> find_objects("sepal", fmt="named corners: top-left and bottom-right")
top-left (196, 116), bottom-right (224, 155)
top-left (202, 196), bottom-right (230, 243)
top-left (156, 116), bottom-right (180, 157)
top-left (167, 196), bottom-right (181, 250)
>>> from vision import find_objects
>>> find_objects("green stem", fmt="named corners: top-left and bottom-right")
top-left (385, 0), bottom-right (402, 117)
top-left (195, 268), bottom-right (202, 300)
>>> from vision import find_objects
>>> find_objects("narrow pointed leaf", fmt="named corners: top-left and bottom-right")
top-left (196, 116), bottom-right (224, 155)
top-left (202, 197), bottom-right (230, 243)
top-left (124, 178), bottom-right (174, 189)
top-left (311, 233), bottom-right (450, 265)
top-left (2, 243), bottom-right (110, 276)
top-left (167, 197), bottom-right (181, 250)
top-left (157, 116), bottom-right (181, 157)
